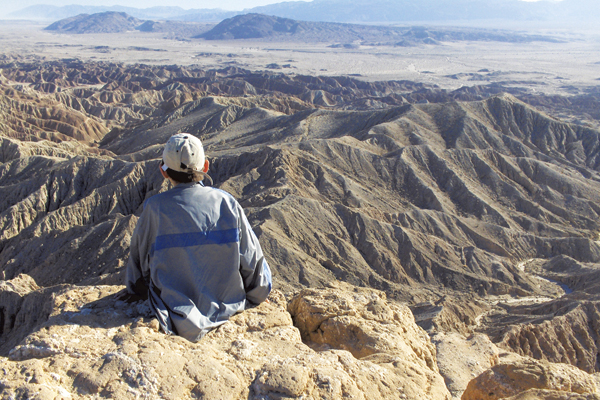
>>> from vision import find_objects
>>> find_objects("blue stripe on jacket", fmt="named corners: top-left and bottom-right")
top-left (154, 228), bottom-right (240, 251)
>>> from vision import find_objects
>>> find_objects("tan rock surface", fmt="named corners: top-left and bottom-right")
top-left (433, 332), bottom-right (502, 399)
top-left (505, 389), bottom-right (600, 400)
top-left (475, 294), bottom-right (600, 374)
top-left (0, 86), bottom-right (109, 143)
top-left (0, 274), bottom-right (68, 356)
top-left (412, 296), bottom-right (490, 335)
top-left (288, 283), bottom-right (450, 398)
top-left (500, 300), bottom-right (600, 373)
top-left (0, 283), bottom-right (451, 400)
top-left (462, 356), bottom-right (599, 400)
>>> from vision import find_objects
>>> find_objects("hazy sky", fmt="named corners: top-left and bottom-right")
top-left (2, 0), bottom-right (290, 14)
top-left (1, 0), bottom-right (557, 17)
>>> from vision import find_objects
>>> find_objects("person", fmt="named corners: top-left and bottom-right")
top-left (124, 133), bottom-right (272, 342)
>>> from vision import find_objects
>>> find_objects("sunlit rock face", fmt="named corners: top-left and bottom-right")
top-left (462, 356), bottom-right (599, 400)
top-left (1, 283), bottom-right (452, 400)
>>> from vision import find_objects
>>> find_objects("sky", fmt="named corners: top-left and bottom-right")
top-left (0, 0), bottom-right (558, 17)
top-left (2, 0), bottom-right (293, 14)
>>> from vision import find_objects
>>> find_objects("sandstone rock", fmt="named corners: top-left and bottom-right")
top-left (480, 296), bottom-right (600, 374)
top-left (0, 86), bottom-right (109, 142)
top-left (288, 283), bottom-right (450, 399)
top-left (505, 389), bottom-right (600, 400)
top-left (0, 284), bottom-right (451, 400)
top-left (433, 332), bottom-right (502, 399)
top-left (412, 296), bottom-right (490, 335)
top-left (461, 356), bottom-right (599, 400)
top-left (289, 283), bottom-right (437, 364)
top-left (0, 136), bottom-right (114, 163)
top-left (0, 274), bottom-right (68, 356)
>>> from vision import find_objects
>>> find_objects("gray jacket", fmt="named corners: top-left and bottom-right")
top-left (126, 182), bottom-right (272, 342)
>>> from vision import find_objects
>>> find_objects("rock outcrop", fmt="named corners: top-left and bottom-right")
top-left (462, 356), bottom-right (599, 400)
top-left (0, 282), bottom-right (451, 400)
top-left (495, 297), bottom-right (600, 374)
top-left (288, 285), bottom-right (449, 397)
top-left (504, 389), bottom-right (600, 399)
top-left (0, 274), bottom-right (62, 356)
top-left (433, 332), bottom-right (502, 398)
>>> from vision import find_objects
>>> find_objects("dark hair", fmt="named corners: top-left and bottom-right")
top-left (161, 161), bottom-right (204, 183)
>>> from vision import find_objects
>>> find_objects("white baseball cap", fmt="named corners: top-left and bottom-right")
top-left (162, 133), bottom-right (205, 173)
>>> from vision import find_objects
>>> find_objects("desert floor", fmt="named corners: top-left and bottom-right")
top-left (1, 20), bottom-right (599, 97)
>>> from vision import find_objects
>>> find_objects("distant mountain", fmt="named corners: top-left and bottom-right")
top-left (44, 11), bottom-right (143, 34)
top-left (42, 11), bottom-right (562, 43)
top-left (199, 13), bottom-right (314, 40)
top-left (43, 11), bottom-right (214, 36)
top-left (9, 5), bottom-right (235, 22)
top-left (249, 0), bottom-right (539, 22)
top-left (249, 0), bottom-right (599, 23)
top-left (198, 13), bottom-right (562, 44)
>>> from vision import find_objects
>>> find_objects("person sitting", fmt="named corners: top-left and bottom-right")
top-left (124, 133), bottom-right (272, 341)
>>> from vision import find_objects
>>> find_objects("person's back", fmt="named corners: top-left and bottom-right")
top-left (125, 133), bottom-right (272, 341)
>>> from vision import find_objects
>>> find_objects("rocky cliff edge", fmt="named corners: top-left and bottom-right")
top-left (2, 275), bottom-right (599, 399)
top-left (1, 278), bottom-right (451, 400)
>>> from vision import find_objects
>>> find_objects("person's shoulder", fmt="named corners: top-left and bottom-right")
top-left (142, 189), bottom-right (172, 210)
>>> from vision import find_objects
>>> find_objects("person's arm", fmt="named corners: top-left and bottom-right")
top-left (238, 205), bottom-right (272, 305)
top-left (125, 203), bottom-right (154, 299)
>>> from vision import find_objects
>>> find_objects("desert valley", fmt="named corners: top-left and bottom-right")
top-left (1, 3), bottom-right (600, 399)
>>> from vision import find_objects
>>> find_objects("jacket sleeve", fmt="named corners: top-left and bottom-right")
top-left (125, 202), bottom-right (155, 296)
top-left (237, 204), bottom-right (272, 305)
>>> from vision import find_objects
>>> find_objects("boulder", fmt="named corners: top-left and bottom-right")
top-left (462, 356), bottom-right (598, 400)
top-left (433, 332), bottom-right (502, 398)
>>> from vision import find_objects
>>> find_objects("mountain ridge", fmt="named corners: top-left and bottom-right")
top-left (199, 13), bottom-right (562, 43)
top-left (44, 11), bottom-right (143, 34)
top-left (42, 11), bottom-right (563, 45)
